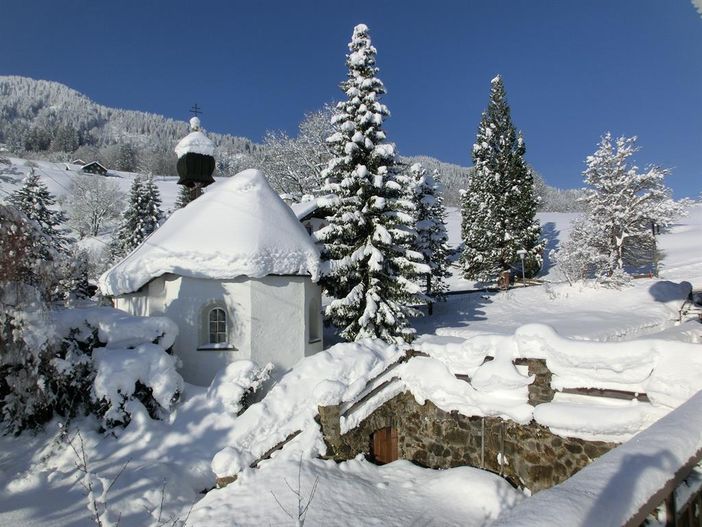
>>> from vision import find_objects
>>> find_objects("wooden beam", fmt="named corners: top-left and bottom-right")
top-left (561, 387), bottom-right (650, 403)
top-left (623, 446), bottom-right (702, 527)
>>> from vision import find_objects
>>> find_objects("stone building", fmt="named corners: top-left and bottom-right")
top-left (317, 353), bottom-right (617, 493)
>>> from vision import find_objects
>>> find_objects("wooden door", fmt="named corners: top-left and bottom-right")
top-left (371, 426), bottom-right (398, 465)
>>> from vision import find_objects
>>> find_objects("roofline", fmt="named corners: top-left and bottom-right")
top-left (105, 271), bottom-right (316, 297)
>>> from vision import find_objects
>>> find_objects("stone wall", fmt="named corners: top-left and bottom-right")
top-left (320, 392), bottom-right (615, 493)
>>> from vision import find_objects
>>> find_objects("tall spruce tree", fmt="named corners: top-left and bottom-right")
top-left (460, 75), bottom-right (543, 282)
top-left (409, 163), bottom-right (450, 314)
top-left (316, 24), bottom-right (427, 343)
top-left (8, 169), bottom-right (71, 258)
top-left (110, 175), bottom-right (163, 260)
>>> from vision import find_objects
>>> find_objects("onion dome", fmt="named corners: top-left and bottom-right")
top-left (175, 117), bottom-right (216, 188)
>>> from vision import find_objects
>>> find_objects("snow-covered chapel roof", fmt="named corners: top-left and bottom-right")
top-left (99, 169), bottom-right (321, 297)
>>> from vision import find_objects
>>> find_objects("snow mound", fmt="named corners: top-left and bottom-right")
top-left (211, 340), bottom-right (403, 479)
top-left (420, 323), bottom-right (702, 440)
top-left (341, 355), bottom-right (533, 433)
top-left (212, 339), bottom-right (535, 481)
top-left (99, 169), bottom-right (321, 296)
top-left (194, 458), bottom-right (523, 526)
top-left (174, 129), bottom-right (214, 158)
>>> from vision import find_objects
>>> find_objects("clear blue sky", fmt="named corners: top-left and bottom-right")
top-left (2, 0), bottom-right (701, 197)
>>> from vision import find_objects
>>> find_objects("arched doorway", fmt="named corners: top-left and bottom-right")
top-left (370, 426), bottom-right (398, 465)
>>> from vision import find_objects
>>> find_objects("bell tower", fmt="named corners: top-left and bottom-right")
top-left (175, 114), bottom-right (216, 200)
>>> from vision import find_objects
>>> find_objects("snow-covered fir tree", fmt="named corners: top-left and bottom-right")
top-left (8, 169), bottom-right (71, 258)
top-left (409, 163), bottom-right (450, 314)
top-left (175, 184), bottom-right (194, 209)
top-left (110, 175), bottom-right (163, 260)
top-left (316, 24), bottom-right (427, 343)
top-left (556, 133), bottom-right (685, 284)
top-left (460, 75), bottom-right (543, 282)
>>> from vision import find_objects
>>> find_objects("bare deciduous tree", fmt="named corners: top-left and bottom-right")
top-left (64, 175), bottom-right (124, 237)
top-left (255, 104), bottom-right (336, 200)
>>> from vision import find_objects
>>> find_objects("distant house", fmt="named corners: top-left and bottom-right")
top-left (81, 161), bottom-right (108, 175)
top-left (71, 158), bottom-right (87, 166)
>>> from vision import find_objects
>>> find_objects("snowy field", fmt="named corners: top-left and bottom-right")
top-left (1, 158), bottom-right (701, 526)
top-left (0, 157), bottom-right (180, 257)
top-left (0, 157), bottom-right (180, 211)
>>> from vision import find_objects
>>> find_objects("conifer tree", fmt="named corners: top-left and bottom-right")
top-left (8, 169), bottom-right (71, 258)
top-left (460, 76), bottom-right (543, 282)
top-left (110, 175), bottom-right (163, 260)
top-left (409, 163), bottom-right (450, 314)
top-left (175, 184), bottom-right (194, 209)
top-left (316, 24), bottom-right (427, 343)
top-left (555, 133), bottom-right (685, 284)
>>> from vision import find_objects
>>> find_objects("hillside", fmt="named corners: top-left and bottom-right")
top-left (0, 76), bottom-right (584, 210)
top-left (0, 76), bottom-right (257, 176)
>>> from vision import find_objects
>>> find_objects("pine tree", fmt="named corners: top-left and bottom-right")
top-left (460, 75), bottom-right (543, 282)
top-left (8, 169), bottom-right (71, 258)
top-left (110, 175), bottom-right (163, 260)
top-left (175, 184), bottom-right (194, 209)
top-left (409, 163), bottom-right (450, 314)
top-left (316, 24), bottom-right (427, 343)
top-left (558, 133), bottom-right (685, 283)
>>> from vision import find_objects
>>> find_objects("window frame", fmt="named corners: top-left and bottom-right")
top-left (198, 304), bottom-right (236, 351)
top-left (208, 307), bottom-right (227, 345)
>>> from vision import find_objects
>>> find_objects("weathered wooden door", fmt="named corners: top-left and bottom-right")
top-left (371, 426), bottom-right (398, 465)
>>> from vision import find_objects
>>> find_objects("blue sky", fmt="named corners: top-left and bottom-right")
top-left (2, 0), bottom-right (701, 196)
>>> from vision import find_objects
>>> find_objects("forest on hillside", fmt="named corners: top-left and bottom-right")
top-left (0, 75), bottom-right (583, 210)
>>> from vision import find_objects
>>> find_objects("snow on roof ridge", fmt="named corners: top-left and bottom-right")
top-left (174, 129), bottom-right (214, 159)
top-left (99, 169), bottom-right (320, 296)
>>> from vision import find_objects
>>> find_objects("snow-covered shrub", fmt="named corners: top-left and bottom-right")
top-left (0, 299), bottom-right (183, 433)
top-left (0, 283), bottom-right (54, 432)
top-left (207, 360), bottom-right (273, 416)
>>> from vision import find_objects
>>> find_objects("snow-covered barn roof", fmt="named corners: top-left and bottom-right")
top-left (99, 169), bottom-right (321, 297)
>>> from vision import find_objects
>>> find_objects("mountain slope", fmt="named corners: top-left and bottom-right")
top-left (0, 76), bottom-right (256, 167)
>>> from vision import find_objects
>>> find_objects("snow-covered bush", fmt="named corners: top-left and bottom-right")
top-left (0, 299), bottom-right (183, 433)
top-left (207, 360), bottom-right (273, 416)
top-left (0, 283), bottom-right (54, 432)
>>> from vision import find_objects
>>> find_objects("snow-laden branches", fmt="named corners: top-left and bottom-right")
top-left (64, 175), bottom-right (124, 237)
top-left (255, 105), bottom-right (337, 200)
top-left (316, 24), bottom-right (425, 343)
top-left (460, 76), bottom-right (543, 282)
top-left (555, 133), bottom-right (687, 285)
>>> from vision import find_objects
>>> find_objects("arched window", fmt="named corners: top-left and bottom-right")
top-left (208, 308), bottom-right (227, 344)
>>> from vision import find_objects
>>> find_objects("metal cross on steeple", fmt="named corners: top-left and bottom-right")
top-left (189, 104), bottom-right (202, 117)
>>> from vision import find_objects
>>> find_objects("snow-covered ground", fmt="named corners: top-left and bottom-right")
top-left (1, 158), bottom-right (701, 525)
top-left (0, 157), bottom-right (180, 259)
top-left (193, 458), bottom-right (522, 526)
top-left (0, 157), bottom-right (180, 211)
